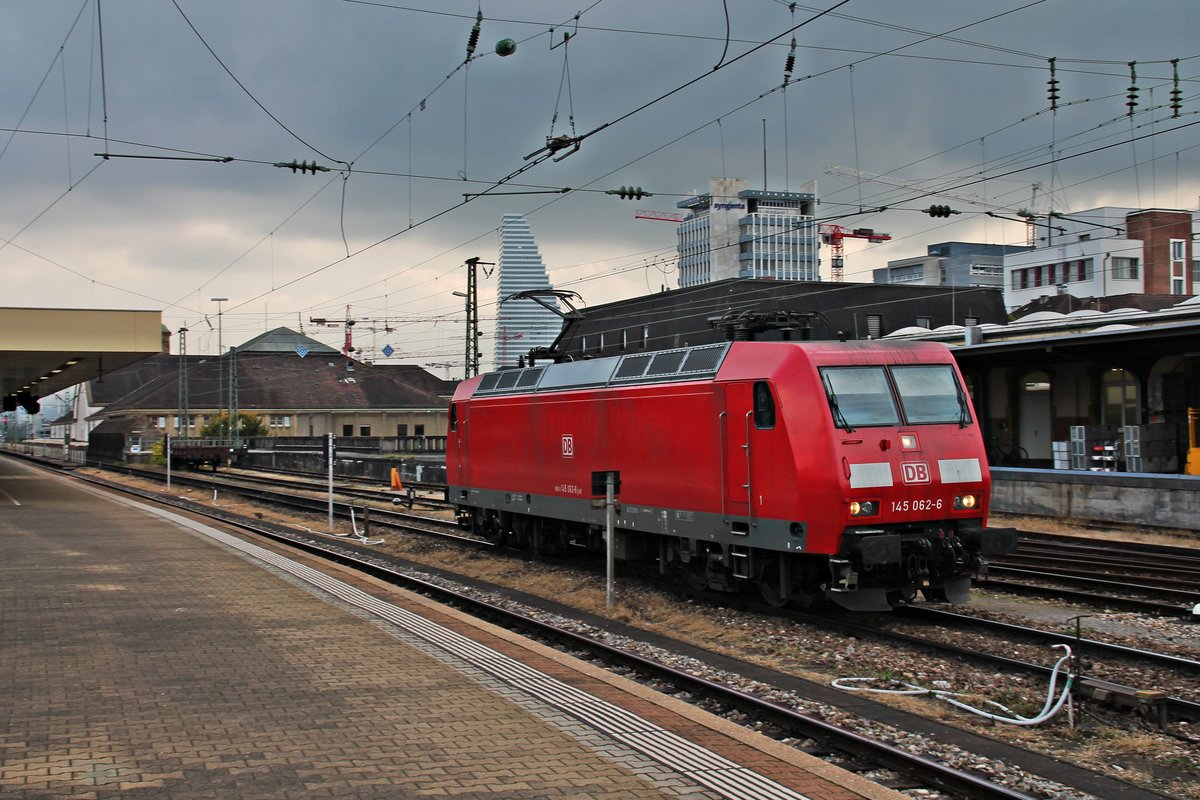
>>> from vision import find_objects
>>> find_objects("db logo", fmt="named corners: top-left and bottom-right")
top-left (901, 462), bottom-right (930, 484)
top-left (561, 435), bottom-right (575, 458)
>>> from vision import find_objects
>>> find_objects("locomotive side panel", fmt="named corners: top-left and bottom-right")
top-left (451, 381), bottom-right (728, 532)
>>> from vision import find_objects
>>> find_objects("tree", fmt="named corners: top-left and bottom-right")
top-left (198, 412), bottom-right (267, 439)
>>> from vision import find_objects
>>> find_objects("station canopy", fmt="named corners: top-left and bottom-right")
top-left (0, 308), bottom-right (163, 412)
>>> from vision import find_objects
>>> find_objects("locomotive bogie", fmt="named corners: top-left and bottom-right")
top-left (446, 340), bottom-right (1015, 610)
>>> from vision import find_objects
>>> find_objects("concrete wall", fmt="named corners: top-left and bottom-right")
top-left (991, 467), bottom-right (1200, 530)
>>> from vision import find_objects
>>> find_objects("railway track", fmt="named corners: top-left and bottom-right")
top-left (985, 529), bottom-right (1200, 615)
top-left (93, 460), bottom-right (1200, 715)
top-left (57, 467), bottom-right (1044, 799)
top-left (125, 461), bottom-right (1200, 615)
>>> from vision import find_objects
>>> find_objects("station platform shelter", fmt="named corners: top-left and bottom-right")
top-left (0, 307), bottom-right (163, 415)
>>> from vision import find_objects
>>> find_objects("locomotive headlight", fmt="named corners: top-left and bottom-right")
top-left (849, 500), bottom-right (878, 516)
top-left (899, 433), bottom-right (919, 450)
top-left (954, 494), bottom-right (978, 510)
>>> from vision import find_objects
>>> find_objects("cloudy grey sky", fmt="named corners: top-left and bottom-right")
top-left (3, 1), bottom-right (1197, 372)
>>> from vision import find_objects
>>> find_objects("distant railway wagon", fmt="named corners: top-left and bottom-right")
top-left (446, 340), bottom-right (1016, 611)
top-left (168, 440), bottom-right (236, 471)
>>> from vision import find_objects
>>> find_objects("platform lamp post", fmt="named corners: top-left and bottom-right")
top-left (211, 297), bottom-right (228, 442)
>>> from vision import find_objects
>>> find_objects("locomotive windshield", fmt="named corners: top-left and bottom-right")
top-left (821, 364), bottom-right (970, 428)
top-left (891, 365), bottom-right (972, 425)
top-left (820, 367), bottom-right (900, 429)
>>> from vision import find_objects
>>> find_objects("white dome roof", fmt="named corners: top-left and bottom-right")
top-left (1016, 311), bottom-right (1066, 322)
top-left (1065, 309), bottom-right (1105, 318)
top-left (885, 326), bottom-right (932, 338)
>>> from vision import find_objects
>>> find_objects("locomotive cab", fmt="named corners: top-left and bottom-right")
top-left (815, 357), bottom-right (1016, 610)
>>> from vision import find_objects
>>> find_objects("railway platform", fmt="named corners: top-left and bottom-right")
top-left (0, 456), bottom-right (899, 799)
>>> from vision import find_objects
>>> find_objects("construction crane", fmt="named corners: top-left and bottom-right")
top-left (309, 306), bottom-right (407, 358)
top-left (818, 224), bottom-right (892, 282)
top-left (310, 306), bottom-right (359, 356)
top-left (825, 165), bottom-right (1042, 245)
top-left (634, 209), bottom-right (688, 223)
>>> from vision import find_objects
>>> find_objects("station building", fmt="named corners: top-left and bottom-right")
top-left (69, 328), bottom-right (456, 460)
top-left (532, 278), bottom-right (1199, 474)
top-left (885, 298), bottom-right (1200, 470)
top-left (553, 278), bottom-right (1009, 359)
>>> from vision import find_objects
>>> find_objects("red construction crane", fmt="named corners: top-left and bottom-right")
top-left (310, 306), bottom-right (359, 356)
top-left (819, 225), bottom-right (892, 282)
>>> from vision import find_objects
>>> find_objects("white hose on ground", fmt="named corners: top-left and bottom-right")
top-left (833, 644), bottom-right (1075, 726)
top-left (349, 506), bottom-right (384, 545)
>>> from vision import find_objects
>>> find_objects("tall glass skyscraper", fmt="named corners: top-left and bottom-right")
top-left (494, 214), bottom-right (562, 368)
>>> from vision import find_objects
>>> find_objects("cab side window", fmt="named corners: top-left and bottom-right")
top-left (753, 381), bottom-right (776, 429)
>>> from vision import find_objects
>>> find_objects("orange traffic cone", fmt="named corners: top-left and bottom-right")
top-left (390, 468), bottom-right (402, 490)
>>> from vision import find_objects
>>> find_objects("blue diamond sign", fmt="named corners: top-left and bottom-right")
top-left (296, 345), bottom-right (309, 358)
top-left (382, 344), bottom-right (394, 358)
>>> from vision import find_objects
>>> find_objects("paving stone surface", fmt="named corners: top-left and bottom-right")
top-left (0, 459), bottom-right (897, 799)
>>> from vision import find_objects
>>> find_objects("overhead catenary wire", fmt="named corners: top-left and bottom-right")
top-left (4, 1), bottom-right (1195, 357)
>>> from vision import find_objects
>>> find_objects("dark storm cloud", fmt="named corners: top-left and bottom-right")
top-left (2, 1), bottom-right (1196, 356)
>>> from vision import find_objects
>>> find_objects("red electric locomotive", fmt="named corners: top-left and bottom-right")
top-left (446, 340), bottom-right (1016, 611)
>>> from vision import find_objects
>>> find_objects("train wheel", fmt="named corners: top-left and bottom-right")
top-left (477, 511), bottom-right (507, 547)
top-left (756, 558), bottom-right (789, 608)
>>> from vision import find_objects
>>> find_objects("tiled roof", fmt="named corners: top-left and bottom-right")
top-left (87, 353), bottom-right (203, 405)
top-left (94, 352), bottom-right (457, 415)
top-left (234, 327), bottom-right (341, 354)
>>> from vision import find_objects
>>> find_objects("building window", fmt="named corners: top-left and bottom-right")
top-left (359, 425), bottom-right (371, 436)
top-left (155, 416), bottom-right (166, 429)
top-left (866, 314), bottom-right (882, 339)
top-left (342, 424), bottom-right (353, 437)
top-left (269, 415), bottom-right (291, 429)
top-left (1111, 257), bottom-right (1139, 279)
top-left (414, 424), bottom-right (425, 437)
top-left (1170, 239), bottom-right (1186, 261)
top-left (964, 315), bottom-right (979, 327)
top-left (916, 316), bottom-right (932, 328)
top-left (397, 424), bottom-right (408, 437)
